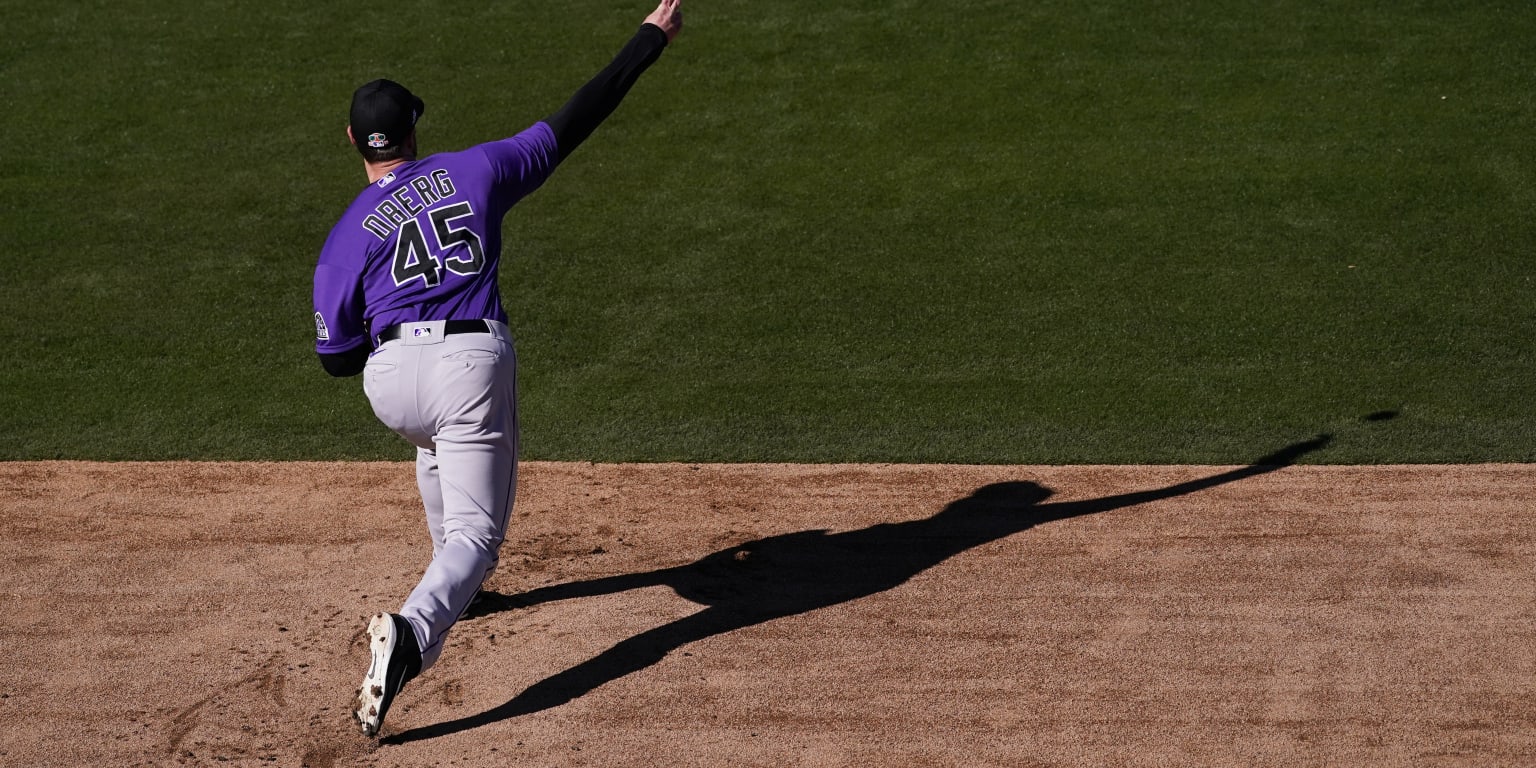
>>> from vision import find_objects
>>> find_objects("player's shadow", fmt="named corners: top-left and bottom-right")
top-left (384, 433), bottom-right (1333, 744)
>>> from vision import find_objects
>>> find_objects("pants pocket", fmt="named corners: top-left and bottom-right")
top-left (441, 348), bottom-right (499, 363)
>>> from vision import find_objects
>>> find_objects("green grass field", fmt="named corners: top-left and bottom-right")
top-left (2, 0), bottom-right (1533, 463)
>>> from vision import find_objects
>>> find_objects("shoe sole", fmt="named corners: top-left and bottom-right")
top-left (353, 613), bottom-right (395, 736)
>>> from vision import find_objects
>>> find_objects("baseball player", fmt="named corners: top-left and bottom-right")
top-left (311, 1), bottom-right (683, 737)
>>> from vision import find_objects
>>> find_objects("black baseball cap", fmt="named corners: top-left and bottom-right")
top-left (349, 79), bottom-right (425, 150)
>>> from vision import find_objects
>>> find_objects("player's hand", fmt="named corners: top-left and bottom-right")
top-left (644, 0), bottom-right (682, 42)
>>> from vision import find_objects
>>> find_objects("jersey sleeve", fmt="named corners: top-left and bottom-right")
top-left (313, 261), bottom-right (368, 354)
top-left (478, 122), bottom-right (560, 207)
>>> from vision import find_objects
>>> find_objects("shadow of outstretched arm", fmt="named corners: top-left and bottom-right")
top-left (1032, 433), bottom-right (1332, 524)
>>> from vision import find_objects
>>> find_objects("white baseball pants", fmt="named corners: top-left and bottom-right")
top-left (362, 319), bottom-right (518, 670)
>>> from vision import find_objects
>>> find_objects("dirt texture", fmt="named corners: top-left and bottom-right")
top-left (1, 455), bottom-right (1533, 767)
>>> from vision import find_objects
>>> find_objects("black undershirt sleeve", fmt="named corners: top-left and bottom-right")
top-left (545, 23), bottom-right (670, 162)
top-left (318, 344), bottom-right (369, 377)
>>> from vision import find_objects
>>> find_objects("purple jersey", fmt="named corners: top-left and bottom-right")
top-left (313, 122), bottom-right (558, 354)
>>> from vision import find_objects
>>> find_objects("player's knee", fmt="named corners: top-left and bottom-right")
top-left (444, 529), bottom-right (503, 563)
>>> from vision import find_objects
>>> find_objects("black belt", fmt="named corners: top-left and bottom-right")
top-left (374, 319), bottom-right (492, 346)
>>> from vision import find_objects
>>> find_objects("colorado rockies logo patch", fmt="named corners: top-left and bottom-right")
top-left (314, 312), bottom-right (330, 341)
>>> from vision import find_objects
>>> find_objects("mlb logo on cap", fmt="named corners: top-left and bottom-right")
top-left (350, 79), bottom-right (425, 154)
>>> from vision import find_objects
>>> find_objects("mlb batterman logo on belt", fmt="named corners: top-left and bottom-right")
top-left (367, 132), bottom-right (388, 148)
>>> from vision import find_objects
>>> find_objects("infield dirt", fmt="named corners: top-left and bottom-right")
top-left (1, 458), bottom-right (1533, 767)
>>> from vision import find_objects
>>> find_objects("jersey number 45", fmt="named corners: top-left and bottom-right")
top-left (391, 201), bottom-right (485, 288)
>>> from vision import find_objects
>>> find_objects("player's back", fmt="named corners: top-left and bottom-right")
top-left (317, 124), bottom-right (559, 338)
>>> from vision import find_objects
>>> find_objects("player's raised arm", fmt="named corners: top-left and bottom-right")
top-left (543, 0), bottom-right (683, 161)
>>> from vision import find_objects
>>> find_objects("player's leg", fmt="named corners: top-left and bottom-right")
top-left (356, 340), bottom-right (434, 735)
top-left (416, 446), bottom-right (447, 556)
top-left (398, 328), bottom-right (519, 670)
